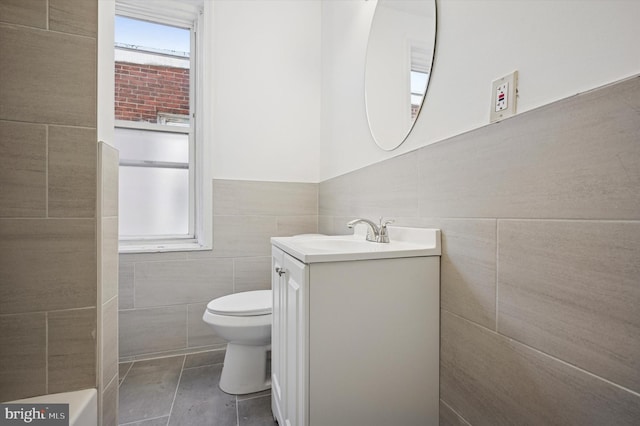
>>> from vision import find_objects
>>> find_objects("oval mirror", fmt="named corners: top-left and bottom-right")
top-left (365, 0), bottom-right (436, 151)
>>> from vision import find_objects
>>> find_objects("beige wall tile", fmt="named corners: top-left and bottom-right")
top-left (414, 218), bottom-right (497, 329)
top-left (0, 219), bottom-right (96, 314)
top-left (0, 120), bottom-right (46, 217)
top-left (102, 297), bottom-right (118, 387)
top-left (135, 258), bottom-right (233, 307)
top-left (101, 217), bottom-right (118, 302)
top-left (101, 374), bottom-right (118, 426)
top-left (276, 215), bottom-right (318, 236)
top-left (417, 78), bottom-right (640, 220)
top-left (234, 257), bottom-right (271, 292)
top-left (0, 0), bottom-right (46, 28)
top-left (498, 220), bottom-right (640, 393)
top-left (48, 308), bottom-right (97, 393)
top-left (440, 400), bottom-right (471, 426)
top-left (317, 215), bottom-right (334, 234)
top-left (118, 262), bottom-right (134, 309)
top-left (119, 306), bottom-right (187, 357)
top-left (0, 313), bottom-right (46, 401)
top-left (349, 152), bottom-right (420, 218)
top-left (318, 174), bottom-right (353, 217)
top-left (331, 216), bottom-right (359, 235)
top-left (441, 311), bottom-right (640, 426)
top-left (48, 125), bottom-right (97, 217)
top-left (213, 179), bottom-right (317, 216)
top-left (99, 142), bottom-right (119, 218)
top-left (49, 0), bottom-right (97, 37)
top-left (209, 215), bottom-right (277, 258)
top-left (0, 23), bottom-right (96, 126)
top-left (187, 303), bottom-right (226, 348)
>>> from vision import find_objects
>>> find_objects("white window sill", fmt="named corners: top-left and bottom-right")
top-left (119, 241), bottom-right (212, 254)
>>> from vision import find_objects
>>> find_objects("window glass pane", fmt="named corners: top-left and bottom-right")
top-left (119, 167), bottom-right (189, 237)
top-left (115, 16), bottom-right (190, 54)
top-left (114, 127), bottom-right (189, 163)
top-left (115, 15), bottom-right (190, 125)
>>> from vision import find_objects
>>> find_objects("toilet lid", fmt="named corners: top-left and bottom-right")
top-left (206, 290), bottom-right (272, 316)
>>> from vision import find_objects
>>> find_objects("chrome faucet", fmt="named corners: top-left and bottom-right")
top-left (347, 217), bottom-right (394, 243)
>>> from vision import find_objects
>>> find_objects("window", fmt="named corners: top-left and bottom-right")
top-left (114, 1), bottom-right (211, 252)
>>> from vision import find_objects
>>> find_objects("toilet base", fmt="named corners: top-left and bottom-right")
top-left (220, 343), bottom-right (271, 395)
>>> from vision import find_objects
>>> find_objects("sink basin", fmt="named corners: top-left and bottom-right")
top-left (271, 227), bottom-right (441, 263)
top-left (295, 238), bottom-right (375, 252)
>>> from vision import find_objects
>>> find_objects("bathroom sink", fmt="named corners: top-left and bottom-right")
top-left (271, 226), bottom-right (441, 263)
top-left (295, 238), bottom-right (375, 252)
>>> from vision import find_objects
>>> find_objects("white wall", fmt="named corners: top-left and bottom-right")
top-left (320, 0), bottom-right (640, 180)
top-left (212, 0), bottom-right (321, 182)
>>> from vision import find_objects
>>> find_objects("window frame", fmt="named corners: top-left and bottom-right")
top-left (115, 0), bottom-right (212, 253)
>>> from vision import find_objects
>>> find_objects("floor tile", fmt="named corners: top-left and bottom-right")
top-left (237, 389), bottom-right (271, 402)
top-left (238, 396), bottom-right (277, 426)
top-left (119, 356), bottom-right (184, 424)
top-left (168, 364), bottom-right (236, 426)
top-left (121, 416), bottom-right (169, 426)
top-left (183, 349), bottom-right (225, 369)
top-left (118, 362), bottom-right (133, 384)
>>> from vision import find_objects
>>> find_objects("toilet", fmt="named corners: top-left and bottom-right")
top-left (202, 290), bottom-right (272, 395)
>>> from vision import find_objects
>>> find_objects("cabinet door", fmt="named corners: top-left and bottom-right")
top-left (271, 247), bottom-right (287, 424)
top-left (283, 253), bottom-right (308, 426)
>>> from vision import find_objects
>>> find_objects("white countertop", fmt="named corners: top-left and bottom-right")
top-left (271, 226), bottom-right (441, 263)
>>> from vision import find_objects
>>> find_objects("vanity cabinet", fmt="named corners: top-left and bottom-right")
top-left (272, 246), bottom-right (308, 426)
top-left (271, 231), bottom-right (440, 426)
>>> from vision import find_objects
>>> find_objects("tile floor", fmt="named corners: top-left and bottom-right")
top-left (118, 350), bottom-right (277, 426)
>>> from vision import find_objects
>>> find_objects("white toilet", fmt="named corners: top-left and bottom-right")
top-left (202, 289), bottom-right (272, 395)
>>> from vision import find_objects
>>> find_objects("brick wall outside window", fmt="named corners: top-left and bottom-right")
top-left (115, 62), bottom-right (189, 123)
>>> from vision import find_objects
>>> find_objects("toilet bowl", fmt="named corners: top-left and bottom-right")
top-left (202, 290), bottom-right (272, 395)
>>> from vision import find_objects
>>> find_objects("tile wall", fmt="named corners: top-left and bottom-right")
top-left (319, 76), bottom-right (640, 425)
top-left (0, 3), bottom-right (119, 425)
top-left (98, 143), bottom-right (120, 425)
top-left (118, 180), bottom-right (318, 360)
top-left (0, 0), bottom-right (99, 403)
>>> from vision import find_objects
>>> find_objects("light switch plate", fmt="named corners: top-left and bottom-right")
top-left (490, 70), bottom-right (518, 123)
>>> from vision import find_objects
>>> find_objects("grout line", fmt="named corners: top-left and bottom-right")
top-left (45, 125), bottom-right (49, 218)
top-left (495, 219), bottom-right (499, 332)
top-left (45, 312), bottom-right (49, 393)
top-left (119, 415), bottom-right (168, 426)
top-left (166, 355), bottom-right (187, 425)
top-left (232, 258), bottom-right (236, 293)
top-left (45, 0), bottom-right (49, 30)
top-left (0, 217), bottom-right (97, 221)
top-left (440, 399), bottom-right (472, 426)
top-left (182, 361), bottom-right (223, 371)
top-left (235, 394), bottom-right (239, 426)
top-left (132, 262), bottom-right (136, 308)
top-left (237, 393), bottom-right (271, 402)
top-left (0, 306), bottom-right (97, 317)
top-left (118, 362), bottom-right (134, 387)
top-left (442, 309), bottom-right (640, 398)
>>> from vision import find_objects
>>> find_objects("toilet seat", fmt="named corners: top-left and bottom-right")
top-left (206, 290), bottom-right (271, 317)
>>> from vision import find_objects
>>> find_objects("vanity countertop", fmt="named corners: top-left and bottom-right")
top-left (271, 226), bottom-right (441, 263)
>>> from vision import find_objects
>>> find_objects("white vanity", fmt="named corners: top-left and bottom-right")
top-left (270, 226), bottom-right (441, 426)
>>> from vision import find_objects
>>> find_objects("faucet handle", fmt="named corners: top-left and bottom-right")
top-left (377, 218), bottom-right (394, 243)
top-left (379, 217), bottom-right (394, 229)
